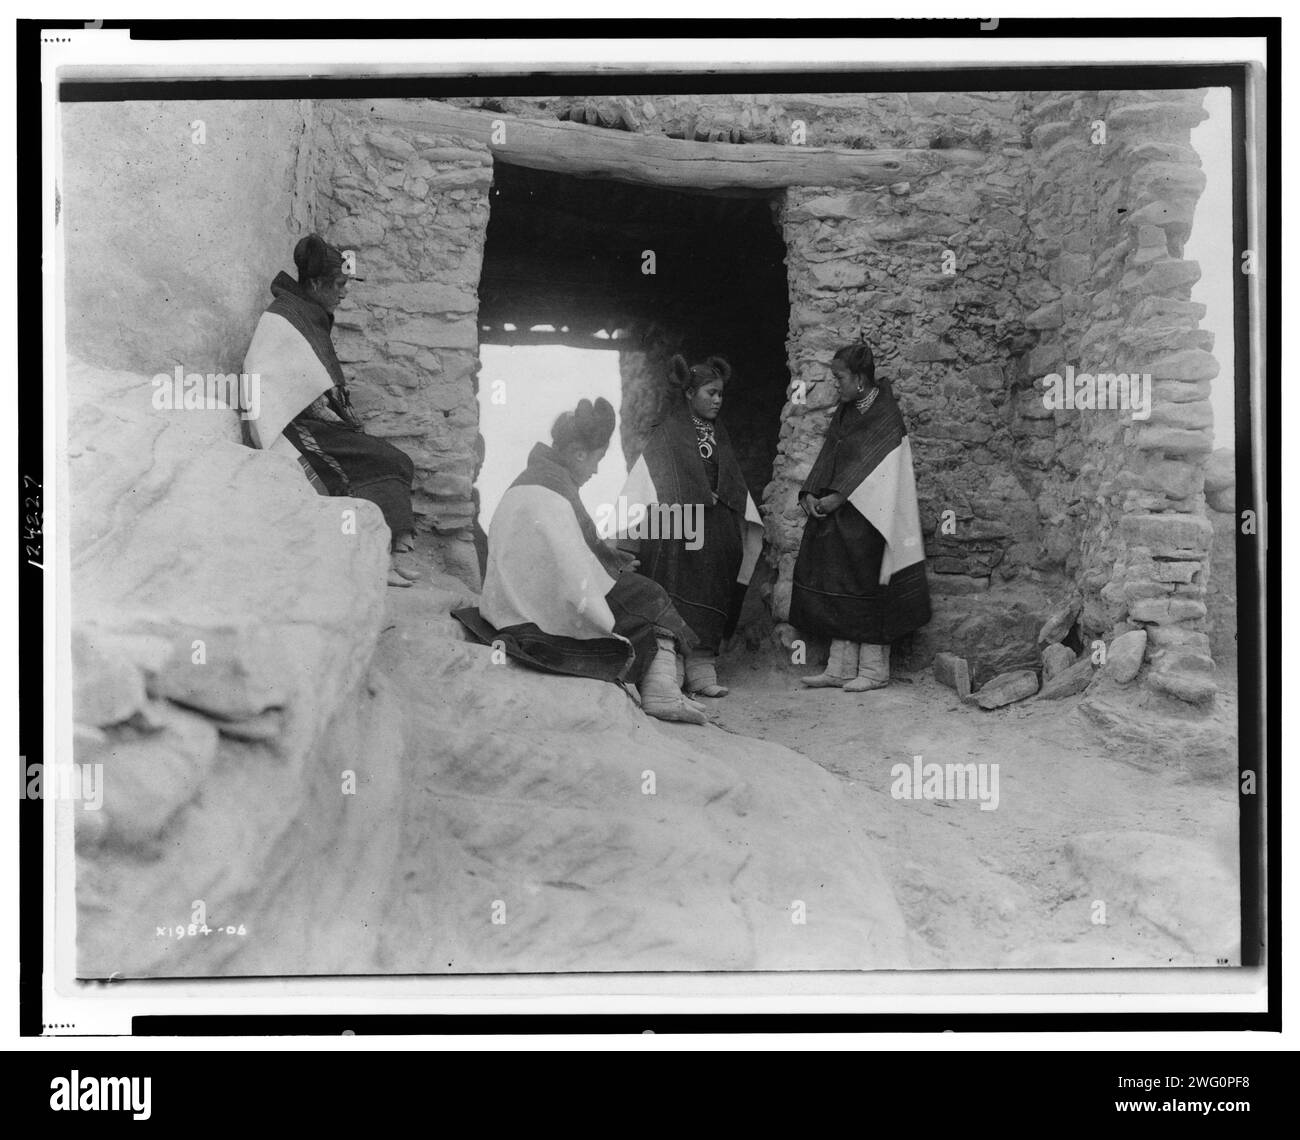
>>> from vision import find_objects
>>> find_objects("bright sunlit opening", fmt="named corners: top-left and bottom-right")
top-left (476, 344), bottom-right (627, 531)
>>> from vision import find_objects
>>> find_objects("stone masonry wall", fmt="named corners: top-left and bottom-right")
top-left (1203, 448), bottom-right (1237, 671)
top-left (60, 90), bottom-right (1227, 715)
top-left (458, 95), bottom-right (1047, 622)
top-left (618, 323), bottom-right (686, 465)
top-left (313, 101), bottom-right (493, 584)
top-left (325, 92), bottom-right (1222, 702)
top-left (765, 93), bottom-right (1061, 680)
top-left (1020, 89), bottom-right (1219, 704)
top-left (457, 94), bottom-right (1047, 634)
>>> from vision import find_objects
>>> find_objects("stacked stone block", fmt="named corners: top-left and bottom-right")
top-left (1019, 89), bottom-right (1218, 704)
top-left (313, 101), bottom-right (493, 583)
top-left (762, 95), bottom-right (1040, 619)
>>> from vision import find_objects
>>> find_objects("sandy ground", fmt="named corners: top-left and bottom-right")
top-left (396, 546), bottom-right (1239, 971)
top-left (700, 649), bottom-right (1241, 969)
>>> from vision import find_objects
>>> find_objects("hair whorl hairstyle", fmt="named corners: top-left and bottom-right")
top-left (833, 340), bottom-right (891, 398)
top-left (832, 342), bottom-right (875, 384)
top-left (551, 397), bottom-right (616, 453)
top-left (293, 233), bottom-right (344, 285)
top-left (668, 354), bottom-right (733, 394)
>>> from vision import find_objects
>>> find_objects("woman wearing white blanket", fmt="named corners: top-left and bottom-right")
top-left (242, 234), bottom-right (418, 587)
top-left (791, 341), bottom-right (932, 691)
top-left (475, 398), bottom-right (708, 725)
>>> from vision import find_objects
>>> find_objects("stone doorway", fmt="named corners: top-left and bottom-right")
top-left (314, 92), bottom-right (1227, 711)
top-left (475, 161), bottom-right (792, 628)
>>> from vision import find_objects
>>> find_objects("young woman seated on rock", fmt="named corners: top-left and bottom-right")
top-left (457, 398), bottom-right (709, 725)
top-left (242, 233), bottom-right (419, 588)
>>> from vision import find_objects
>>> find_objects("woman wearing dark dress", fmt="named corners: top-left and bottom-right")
top-left (790, 342), bottom-right (931, 691)
top-left (242, 234), bottom-right (419, 587)
top-left (617, 355), bottom-right (763, 698)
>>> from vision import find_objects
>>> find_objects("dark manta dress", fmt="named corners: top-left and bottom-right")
top-left (632, 405), bottom-right (750, 653)
top-left (253, 272), bottom-right (415, 535)
top-left (789, 387), bottom-right (931, 645)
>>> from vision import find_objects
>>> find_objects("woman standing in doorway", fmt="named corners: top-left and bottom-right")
top-left (617, 355), bottom-right (763, 698)
top-left (790, 341), bottom-right (931, 691)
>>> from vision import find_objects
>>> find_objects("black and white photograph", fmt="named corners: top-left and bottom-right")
top-left (23, 18), bottom-right (1274, 1047)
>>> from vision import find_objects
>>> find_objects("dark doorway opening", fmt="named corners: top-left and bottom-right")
top-left (476, 162), bottom-right (792, 506)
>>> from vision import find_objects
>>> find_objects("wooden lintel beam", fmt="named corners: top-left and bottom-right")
top-left (346, 99), bottom-right (986, 192)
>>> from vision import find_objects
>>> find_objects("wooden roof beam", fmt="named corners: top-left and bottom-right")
top-left (348, 99), bottom-right (987, 193)
top-left (478, 327), bottom-right (628, 349)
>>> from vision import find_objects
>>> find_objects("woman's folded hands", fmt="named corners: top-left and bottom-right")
top-left (801, 491), bottom-right (845, 518)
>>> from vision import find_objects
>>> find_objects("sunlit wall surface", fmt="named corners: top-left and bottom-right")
top-left (1187, 87), bottom-right (1235, 451)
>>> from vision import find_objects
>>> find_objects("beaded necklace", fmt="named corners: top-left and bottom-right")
top-left (854, 387), bottom-right (880, 415)
top-left (691, 413), bottom-right (717, 460)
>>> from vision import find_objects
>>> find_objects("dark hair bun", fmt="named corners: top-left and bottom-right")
top-left (704, 356), bottom-right (732, 384)
top-left (668, 354), bottom-right (692, 390)
top-left (552, 396), bottom-right (616, 452)
top-left (832, 342), bottom-right (876, 384)
top-left (578, 397), bottom-right (616, 446)
top-left (671, 354), bottom-right (733, 392)
top-left (293, 233), bottom-right (343, 283)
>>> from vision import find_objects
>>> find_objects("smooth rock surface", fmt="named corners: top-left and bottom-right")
top-left (68, 358), bottom-right (390, 763)
top-left (368, 589), bottom-right (911, 974)
top-left (1061, 831), bottom-right (1238, 965)
top-left (70, 355), bottom-right (392, 974)
top-left (78, 700), bottom-right (220, 850)
top-left (70, 356), bottom-right (910, 976)
top-left (62, 100), bottom-right (311, 376)
top-left (71, 627), bottom-right (162, 728)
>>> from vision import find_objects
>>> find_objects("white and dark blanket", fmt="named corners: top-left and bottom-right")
top-left (614, 407), bottom-right (764, 648)
top-left (790, 389), bottom-right (931, 644)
